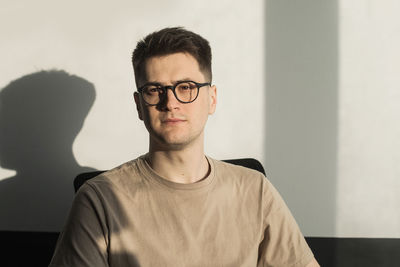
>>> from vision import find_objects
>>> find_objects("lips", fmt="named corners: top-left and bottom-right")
top-left (162, 117), bottom-right (186, 124)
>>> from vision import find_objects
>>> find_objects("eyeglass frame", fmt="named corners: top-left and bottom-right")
top-left (137, 80), bottom-right (211, 106)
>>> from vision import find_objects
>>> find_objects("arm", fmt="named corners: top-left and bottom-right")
top-left (49, 184), bottom-right (109, 266)
top-left (258, 179), bottom-right (316, 266)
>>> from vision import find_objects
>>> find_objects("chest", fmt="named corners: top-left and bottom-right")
top-left (105, 187), bottom-right (264, 266)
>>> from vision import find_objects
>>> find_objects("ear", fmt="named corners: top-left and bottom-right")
top-left (134, 92), bottom-right (143, 120)
top-left (208, 85), bottom-right (217, 115)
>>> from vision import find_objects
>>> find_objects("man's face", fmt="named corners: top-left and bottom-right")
top-left (134, 52), bottom-right (217, 150)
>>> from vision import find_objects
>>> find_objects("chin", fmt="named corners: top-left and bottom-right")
top-left (152, 134), bottom-right (192, 150)
top-left (150, 128), bottom-right (203, 150)
top-left (162, 137), bottom-right (190, 148)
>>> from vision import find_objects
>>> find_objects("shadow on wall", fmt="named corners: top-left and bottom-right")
top-left (0, 70), bottom-right (96, 232)
top-left (265, 1), bottom-right (338, 237)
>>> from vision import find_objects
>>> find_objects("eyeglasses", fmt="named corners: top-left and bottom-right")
top-left (138, 80), bottom-right (211, 106)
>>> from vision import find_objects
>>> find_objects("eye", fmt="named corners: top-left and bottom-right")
top-left (177, 82), bottom-right (196, 91)
top-left (144, 85), bottom-right (161, 95)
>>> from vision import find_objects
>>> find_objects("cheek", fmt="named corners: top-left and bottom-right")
top-left (193, 100), bottom-right (211, 124)
top-left (143, 109), bottom-right (156, 123)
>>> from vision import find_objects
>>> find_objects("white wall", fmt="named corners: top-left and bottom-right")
top-left (265, 0), bottom-right (400, 238)
top-left (337, 0), bottom-right (400, 238)
top-left (0, 0), bottom-right (264, 231)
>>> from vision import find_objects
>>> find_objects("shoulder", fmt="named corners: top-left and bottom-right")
top-left (78, 156), bottom-right (146, 197)
top-left (208, 157), bottom-right (268, 194)
top-left (210, 157), bottom-right (266, 180)
top-left (209, 157), bottom-right (285, 205)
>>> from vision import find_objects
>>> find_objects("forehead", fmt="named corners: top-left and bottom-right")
top-left (144, 52), bottom-right (205, 83)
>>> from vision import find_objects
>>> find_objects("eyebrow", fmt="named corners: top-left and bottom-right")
top-left (144, 78), bottom-right (194, 86)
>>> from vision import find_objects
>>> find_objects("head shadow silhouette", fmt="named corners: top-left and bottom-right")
top-left (0, 70), bottom-right (96, 232)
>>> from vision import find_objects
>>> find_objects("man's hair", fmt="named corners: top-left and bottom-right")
top-left (131, 27), bottom-right (212, 87)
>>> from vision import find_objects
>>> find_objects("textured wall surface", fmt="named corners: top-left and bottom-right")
top-left (0, 0), bottom-right (264, 231)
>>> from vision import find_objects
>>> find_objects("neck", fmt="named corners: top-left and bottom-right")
top-left (147, 138), bottom-right (209, 184)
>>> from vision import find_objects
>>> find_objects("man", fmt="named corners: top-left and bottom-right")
top-left (50, 27), bottom-right (319, 266)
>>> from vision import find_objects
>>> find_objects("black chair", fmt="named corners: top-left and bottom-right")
top-left (74, 158), bottom-right (265, 192)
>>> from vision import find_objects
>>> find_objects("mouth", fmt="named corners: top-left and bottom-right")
top-left (162, 118), bottom-right (186, 124)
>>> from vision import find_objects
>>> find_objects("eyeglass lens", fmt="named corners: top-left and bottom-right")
top-left (142, 81), bottom-right (198, 105)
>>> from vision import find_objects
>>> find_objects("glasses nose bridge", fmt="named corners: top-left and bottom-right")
top-left (163, 85), bottom-right (175, 94)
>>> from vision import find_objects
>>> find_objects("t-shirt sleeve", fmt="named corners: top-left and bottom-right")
top-left (257, 179), bottom-right (314, 267)
top-left (49, 183), bottom-right (109, 267)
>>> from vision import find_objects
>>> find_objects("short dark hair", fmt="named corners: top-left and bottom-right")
top-left (131, 27), bottom-right (212, 87)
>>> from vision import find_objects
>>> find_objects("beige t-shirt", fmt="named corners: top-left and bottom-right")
top-left (50, 156), bottom-right (314, 266)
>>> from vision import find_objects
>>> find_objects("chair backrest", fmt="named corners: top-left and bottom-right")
top-left (74, 170), bottom-right (106, 192)
top-left (74, 158), bottom-right (265, 193)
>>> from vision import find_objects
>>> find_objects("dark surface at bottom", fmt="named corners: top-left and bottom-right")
top-left (0, 231), bottom-right (399, 267)
top-left (306, 237), bottom-right (400, 267)
top-left (0, 231), bottom-right (59, 267)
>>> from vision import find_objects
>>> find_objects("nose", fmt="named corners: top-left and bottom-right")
top-left (158, 87), bottom-right (180, 111)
